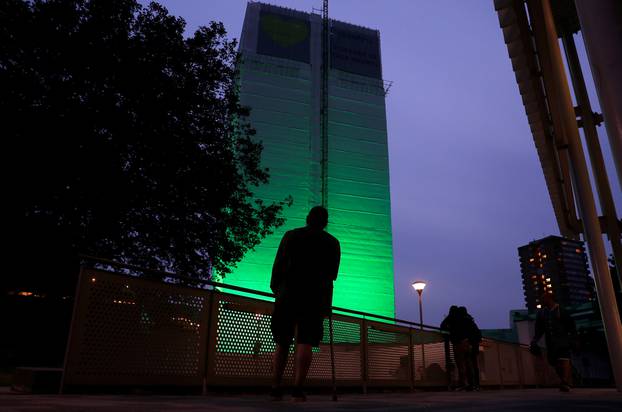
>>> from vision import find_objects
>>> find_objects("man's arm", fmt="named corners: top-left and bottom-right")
top-left (440, 317), bottom-right (451, 342)
top-left (470, 319), bottom-right (482, 343)
top-left (270, 232), bottom-right (290, 294)
top-left (331, 239), bottom-right (341, 281)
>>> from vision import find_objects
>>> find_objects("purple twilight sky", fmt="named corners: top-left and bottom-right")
top-left (145, 0), bottom-right (621, 329)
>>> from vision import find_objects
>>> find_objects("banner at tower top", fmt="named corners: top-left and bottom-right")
top-left (330, 21), bottom-right (382, 79)
top-left (257, 10), bottom-right (310, 63)
top-left (254, 6), bottom-right (382, 80)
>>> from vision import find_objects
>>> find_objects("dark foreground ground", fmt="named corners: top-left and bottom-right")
top-left (0, 388), bottom-right (620, 411)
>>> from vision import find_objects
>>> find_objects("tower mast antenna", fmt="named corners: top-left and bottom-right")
top-left (321, 0), bottom-right (329, 209)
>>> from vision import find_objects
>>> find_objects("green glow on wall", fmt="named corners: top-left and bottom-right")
top-left (223, 43), bottom-right (395, 319)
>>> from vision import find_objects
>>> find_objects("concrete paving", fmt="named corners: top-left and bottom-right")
top-left (0, 388), bottom-right (620, 411)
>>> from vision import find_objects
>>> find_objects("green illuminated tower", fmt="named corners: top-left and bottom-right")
top-left (226, 2), bottom-right (394, 318)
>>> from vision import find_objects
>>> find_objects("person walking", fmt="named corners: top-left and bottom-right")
top-left (530, 293), bottom-right (576, 392)
top-left (269, 206), bottom-right (340, 401)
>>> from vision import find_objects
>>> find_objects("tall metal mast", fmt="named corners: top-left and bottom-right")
top-left (321, 0), bottom-right (329, 208)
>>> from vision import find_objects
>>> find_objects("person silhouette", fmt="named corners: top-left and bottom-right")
top-left (269, 206), bottom-right (340, 401)
top-left (531, 293), bottom-right (576, 392)
top-left (459, 306), bottom-right (481, 391)
top-left (441, 306), bottom-right (481, 391)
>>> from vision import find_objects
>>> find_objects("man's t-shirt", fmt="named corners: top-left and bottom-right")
top-left (270, 226), bottom-right (340, 315)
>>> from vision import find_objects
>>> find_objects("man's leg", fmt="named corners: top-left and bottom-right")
top-left (471, 348), bottom-right (481, 389)
top-left (294, 343), bottom-right (313, 388)
top-left (270, 301), bottom-right (295, 399)
top-left (556, 358), bottom-right (572, 391)
top-left (464, 343), bottom-right (474, 390)
top-left (272, 343), bottom-right (290, 390)
top-left (454, 341), bottom-right (467, 389)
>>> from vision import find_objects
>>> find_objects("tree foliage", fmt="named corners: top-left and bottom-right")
top-left (2, 0), bottom-right (289, 285)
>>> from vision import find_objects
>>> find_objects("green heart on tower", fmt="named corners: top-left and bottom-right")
top-left (260, 14), bottom-right (309, 47)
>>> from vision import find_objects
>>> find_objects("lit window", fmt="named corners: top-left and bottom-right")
top-left (529, 258), bottom-right (535, 262)
top-left (575, 248), bottom-right (581, 253)
top-left (546, 278), bottom-right (551, 282)
top-left (536, 304), bottom-right (542, 308)
top-left (91, 277), bottom-right (96, 283)
top-left (543, 254), bottom-right (547, 258)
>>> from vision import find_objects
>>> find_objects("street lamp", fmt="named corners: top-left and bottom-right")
top-left (411, 281), bottom-right (426, 329)
top-left (411, 280), bottom-right (427, 380)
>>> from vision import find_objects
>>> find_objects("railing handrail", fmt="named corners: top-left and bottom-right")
top-left (79, 254), bottom-right (445, 332)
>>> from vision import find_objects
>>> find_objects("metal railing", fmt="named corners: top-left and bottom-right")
top-left (60, 259), bottom-right (560, 392)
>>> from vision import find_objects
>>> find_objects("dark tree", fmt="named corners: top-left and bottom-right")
top-left (2, 0), bottom-right (289, 292)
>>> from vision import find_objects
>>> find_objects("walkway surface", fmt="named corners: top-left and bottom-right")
top-left (1, 388), bottom-right (620, 411)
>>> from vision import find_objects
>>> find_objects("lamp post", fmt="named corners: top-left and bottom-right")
top-left (412, 281), bottom-right (427, 380)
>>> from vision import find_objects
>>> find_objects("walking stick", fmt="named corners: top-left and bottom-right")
top-left (329, 312), bottom-right (338, 401)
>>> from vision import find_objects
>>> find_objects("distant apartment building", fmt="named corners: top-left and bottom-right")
top-left (519, 235), bottom-right (594, 312)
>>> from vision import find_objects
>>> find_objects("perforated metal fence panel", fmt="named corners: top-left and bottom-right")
top-left (63, 269), bottom-right (553, 390)
top-left (498, 342), bottom-right (521, 385)
top-left (519, 345), bottom-right (540, 385)
top-left (365, 321), bottom-right (411, 386)
top-left (205, 294), bottom-right (363, 386)
top-left (480, 340), bottom-right (502, 385)
top-left (63, 269), bottom-right (209, 386)
top-left (310, 315), bottom-right (362, 385)
top-left (412, 329), bottom-right (450, 386)
top-left (207, 292), bottom-right (279, 385)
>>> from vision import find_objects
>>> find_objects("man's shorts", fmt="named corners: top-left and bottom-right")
top-left (271, 301), bottom-right (324, 347)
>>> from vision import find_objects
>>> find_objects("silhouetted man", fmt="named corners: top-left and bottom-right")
top-left (531, 293), bottom-right (576, 392)
top-left (269, 206), bottom-right (340, 401)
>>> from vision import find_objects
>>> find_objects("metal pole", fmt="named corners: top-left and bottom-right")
top-left (202, 289), bottom-right (215, 395)
top-left (408, 327), bottom-right (415, 391)
top-left (527, 0), bottom-right (622, 391)
top-left (561, 32), bottom-right (622, 291)
top-left (361, 318), bottom-right (368, 394)
top-left (59, 266), bottom-right (86, 394)
top-left (329, 313), bottom-right (338, 401)
top-left (574, 0), bottom-right (622, 192)
top-left (418, 291), bottom-right (426, 381)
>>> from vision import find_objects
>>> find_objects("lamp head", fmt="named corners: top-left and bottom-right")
top-left (412, 281), bottom-right (426, 295)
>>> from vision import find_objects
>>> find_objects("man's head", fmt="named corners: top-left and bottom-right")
top-left (448, 305), bottom-right (459, 316)
top-left (306, 206), bottom-right (328, 229)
